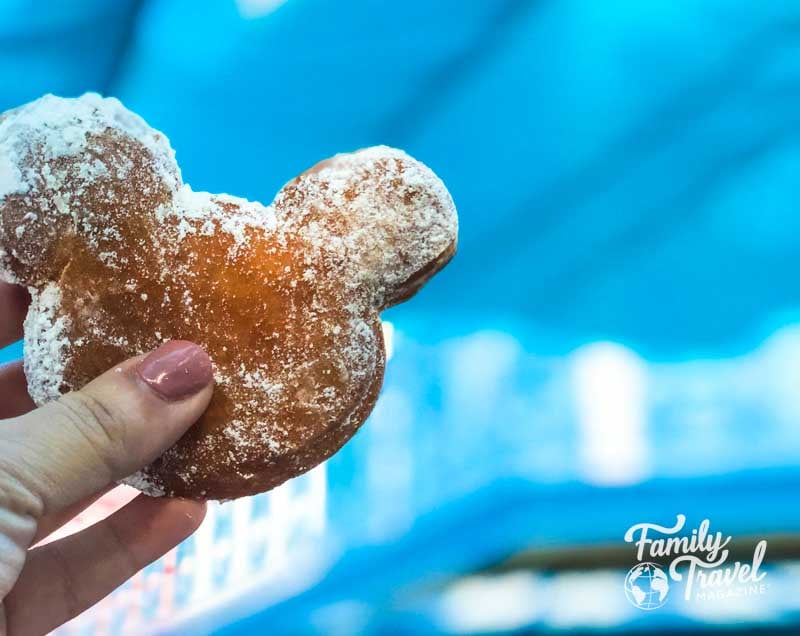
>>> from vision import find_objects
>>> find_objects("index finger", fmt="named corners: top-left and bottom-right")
top-left (0, 281), bottom-right (30, 349)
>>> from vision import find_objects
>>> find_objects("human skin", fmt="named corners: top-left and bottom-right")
top-left (0, 281), bottom-right (213, 636)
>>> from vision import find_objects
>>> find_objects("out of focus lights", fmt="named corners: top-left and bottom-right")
top-left (547, 570), bottom-right (630, 628)
top-left (235, 0), bottom-right (289, 19)
top-left (572, 341), bottom-right (650, 486)
top-left (310, 600), bottom-right (373, 636)
top-left (437, 572), bottom-right (542, 633)
top-left (382, 321), bottom-right (395, 361)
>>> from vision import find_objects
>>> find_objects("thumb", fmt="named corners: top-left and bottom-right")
top-left (0, 341), bottom-right (213, 518)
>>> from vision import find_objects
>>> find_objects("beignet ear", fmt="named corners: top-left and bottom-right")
top-left (0, 94), bottom-right (180, 287)
top-left (275, 146), bottom-right (457, 309)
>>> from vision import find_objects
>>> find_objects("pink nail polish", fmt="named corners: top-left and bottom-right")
top-left (137, 341), bottom-right (213, 400)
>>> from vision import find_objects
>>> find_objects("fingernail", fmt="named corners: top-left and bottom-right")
top-left (137, 341), bottom-right (213, 401)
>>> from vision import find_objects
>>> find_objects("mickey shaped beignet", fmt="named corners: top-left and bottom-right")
top-left (0, 94), bottom-right (457, 500)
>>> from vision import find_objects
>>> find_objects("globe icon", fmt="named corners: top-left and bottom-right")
top-left (624, 562), bottom-right (669, 610)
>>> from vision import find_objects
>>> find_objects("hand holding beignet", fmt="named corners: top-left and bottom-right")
top-left (0, 94), bottom-right (457, 499)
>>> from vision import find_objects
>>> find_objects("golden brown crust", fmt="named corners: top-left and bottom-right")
top-left (0, 94), bottom-right (457, 500)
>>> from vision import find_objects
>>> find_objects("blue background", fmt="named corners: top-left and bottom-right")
top-left (2, 1), bottom-right (800, 634)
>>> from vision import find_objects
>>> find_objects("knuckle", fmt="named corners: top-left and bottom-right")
top-left (55, 392), bottom-right (126, 474)
top-left (0, 455), bottom-right (45, 521)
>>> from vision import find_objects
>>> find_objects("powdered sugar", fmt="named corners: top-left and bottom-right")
top-left (0, 247), bottom-right (16, 284)
top-left (277, 145), bottom-right (458, 307)
top-left (0, 154), bottom-right (27, 200)
top-left (1, 93), bottom-right (458, 499)
top-left (239, 364), bottom-right (284, 395)
top-left (23, 283), bottom-right (71, 405)
top-left (120, 469), bottom-right (165, 497)
top-left (156, 185), bottom-right (278, 255)
top-left (0, 93), bottom-right (179, 193)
